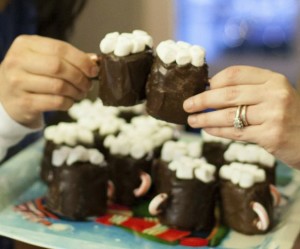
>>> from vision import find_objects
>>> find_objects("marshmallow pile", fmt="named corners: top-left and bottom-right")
top-left (104, 116), bottom-right (177, 159)
top-left (52, 145), bottom-right (106, 167)
top-left (161, 140), bottom-right (202, 162)
top-left (219, 162), bottom-right (266, 188)
top-left (156, 40), bottom-right (206, 67)
top-left (44, 122), bottom-right (94, 146)
top-left (168, 156), bottom-right (216, 183)
top-left (78, 115), bottom-right (126, 136)
top-left (99, 30), bottom-right (153, 57)
top-left (68, 98), bottom-right (120, 121)
top-left (202, 130), bottom-right (232, 145)
top-left (224, 143), bottom-right (275, 167)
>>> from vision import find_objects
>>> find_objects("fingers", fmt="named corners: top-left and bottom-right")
top-left (19, 35), bottom-right (99, 78)
top-left (203, 126), bottom-right (261, 145)
top-left (25, 93), bottom-right (74, 113)
top-left (20, 74), bottom-right (86, 101)
top-left (184, 84), bottom-right (264, 113)
top-left (210, 65), bottom-right (274, 89)
top-left (22, 50), bottom-right (92, 93)
top-left (187, 104), bottom-right (264, 128)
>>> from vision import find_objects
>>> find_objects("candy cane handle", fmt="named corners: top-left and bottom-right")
top-left (107, 180), bottom-right (115, 199)
top-left (270, 184), bottom-right (281, 207)
top-left (149, 193), bottom-right (168, 216)
top-left (133, 171), bottom-right (152, 197)
top-left (251, 202), bottom-right (270, 231)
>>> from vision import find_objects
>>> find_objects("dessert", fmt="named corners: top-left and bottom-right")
top-left (150, 154), bottom-right (217, 231)
top-left (103, 116), bottom-right (178, 206)
top-left (219, 163), bottom-right (274, 235)
top-left (45, 145), bottom-right (108, 220)
top-left (146, 40), bottom-right (208, 124)
top-left (224, 142), bottom-right (276, 184)
top-left (98, 30), bottom-right (154, 106)
top-left (41, 122), bottom-right (95, 183)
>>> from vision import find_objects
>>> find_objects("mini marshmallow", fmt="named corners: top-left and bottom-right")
top-left (219, 162), bottom-right (266, 188)
top-left (130, 143), bottom-right (146, 159)
top-left (99, 30), bottom-right (153, 56)
top-left (67, 146), bottom-right (89, 165)
top-left (114, 36), bottom-right (133, 57)
top-left (194, 163), bottom-right (216, 183)
top-left (52, 146), bottom-right (72, 167)
top-left (156, 40), bottom-right (205, 67)
top-left (88, 149), bottom-right (105, 165)
top-left (259, 148), bottom-right (275, 167)
top-left (187, 141), bottom-right (202, 158)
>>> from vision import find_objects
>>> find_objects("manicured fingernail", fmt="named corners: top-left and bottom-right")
top-left (90, 66), bottom-right (99, 77)
top-left (89, 54), bottom-right (98, 62)
top-left (188, 115), bottom-right (197, 125)
top-left (183, 99), bottom-right (194, 111)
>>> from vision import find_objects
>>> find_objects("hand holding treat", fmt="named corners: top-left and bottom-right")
top-left (98, 30), bottom-right (154, 106)
top-left (146, 40), bottom-right (208, 124)
top-left (183, 66), bottom-right (300, 169)
top-left (0, 35), bottom-right (98, 129)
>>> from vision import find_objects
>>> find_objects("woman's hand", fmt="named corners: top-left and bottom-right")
top-left (0, 35), bottom-right (99, 128)
top-left (183, 65), bottom-right (300, 169)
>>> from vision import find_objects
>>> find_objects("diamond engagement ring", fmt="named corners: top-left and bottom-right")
top-left (233, 105), bottom-right (244, 129)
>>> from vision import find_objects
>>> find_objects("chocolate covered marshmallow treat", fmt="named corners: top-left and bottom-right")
top-left (219, 163), bottom-right (274, 235)
top-left (146, 40), bottom-right (208, 124)
top-left (103, 116), bottom-right (178, 206)
top-left (42, 122), bottom-right (95, 183)
top-left (150, 148), bottom-right (217, 231)
top-left (98, 30), bottom-right (154, 106)
top-left (46, 146), bottom-right (108, 220)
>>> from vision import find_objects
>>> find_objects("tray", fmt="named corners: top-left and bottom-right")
top-left (0, 138), bottom-right (300, 249)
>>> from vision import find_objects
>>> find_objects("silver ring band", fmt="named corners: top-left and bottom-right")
top-left (241, 105), bottom-right (249, 126)
top-left (233, 105), bottom-right (244, 129)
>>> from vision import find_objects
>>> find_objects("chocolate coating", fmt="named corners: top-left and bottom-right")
top-left (98, 49), bottom-right (153, 106)
top-left (108, 154), bottom-right (153, 206)
top-left (152, 159), bottom-right (217, 231)
top-left (146, 58), bottom-right (208, 124)
top-left (219, 180), bottom-right (273, 235)
top-left (46, 162), bottom-right (108, 220)
top-left (203, 142), bottom-right (230, 170)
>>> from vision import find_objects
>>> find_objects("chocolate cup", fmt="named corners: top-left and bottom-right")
top-left (108, 154), bottom-right (153, 206)
top-left (45, 162), bottom-right (108, 220)
top-left (152, 159), bottom-right (217, 231)
top-left (203, 142), bottom-right (230, 170)
top-left (146, 58), bottom-right (208, 124)
top-left (220, 180), bottom-right (273, 235)
top-left (40, 139), bottom-right (96, 185)
top-left (98, 49), bottom-right (154, 107)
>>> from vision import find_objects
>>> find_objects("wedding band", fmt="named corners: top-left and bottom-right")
top-left (241, 105), bottom-right (249, 126)
top-left (233, 105), bottom-right (244, 129)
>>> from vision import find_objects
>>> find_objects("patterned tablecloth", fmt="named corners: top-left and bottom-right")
top-left (0, 138), bottom-right (300, 249)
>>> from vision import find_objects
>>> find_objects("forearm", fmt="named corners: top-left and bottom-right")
top-left (0, 102), bottom-right (44, 162)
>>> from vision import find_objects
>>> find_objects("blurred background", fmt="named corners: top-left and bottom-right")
top-left (70, 0), bottom-right (300, 88)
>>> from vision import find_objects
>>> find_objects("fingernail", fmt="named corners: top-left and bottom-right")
top-left (90, 66), bottom-right (99, 77)
top-left (183, 99), bottom-right (194, 111)
top-left (188, 115), bottom-right (197, 125)
top-left (89, 54), bottom-right (98, 62)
